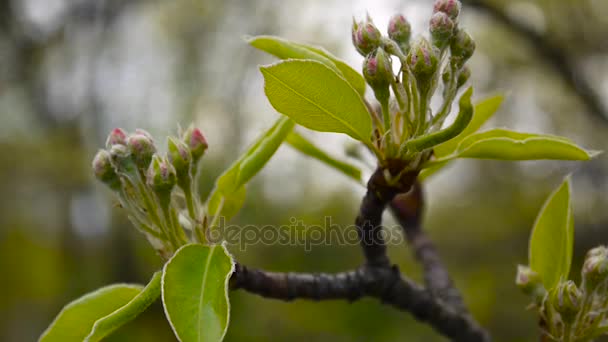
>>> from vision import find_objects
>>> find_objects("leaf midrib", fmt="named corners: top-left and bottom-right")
top-left (263, 64), bottom-right (365, 141)
top-left (197, 245), bottom-right (216, 342)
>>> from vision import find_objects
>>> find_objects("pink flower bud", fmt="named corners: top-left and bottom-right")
top-left (515, 265), bottom-right (545, 298)
top-left (407, 38), bottom-right (439, 82)
top-left (363, 47), bottom-right (393, 88)
top-left (433, 0), bottom-right (461, 21)
top-left (127, 132), bottom-right (156, 171)
top-left (387, 14), bottom-right (411, 50)
top-left (429, 12), bottom-right (455, 48)
top-left (92, 149), bottom-right (120, 190)
top-left (167, 137), bottom-right (192, 178)
top-left (352, 18), bottom-right (382, 56)
top-left (105, 128), bottom-right (127, 148)
top-left (147, 154), bottom-right (177, 194)
top-left (182, 126), bottom-right (208, 163)
top-left (450, 29), bottom-right (476, 67)
top-left (551, 280), bottom-right (582, 322)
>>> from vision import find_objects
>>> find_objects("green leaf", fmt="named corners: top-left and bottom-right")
top-left (434, 95), bottom-right (504, 156)
top-left (419, 95), bottom-right (504, 181)
top-left (418, 95), bottom-right (504, 181)
top-left (162, 244), bottom-right (234, 342)
top-left (529, 178), bottom-right (574, 289)
top-left (247, 35), bottom-right (366, 96)
top-left (39, 284), bottom-right (143, 342)
top-left (286, 131), bottom-right (362, 182)
top-left (261, 60), bottom-right (372, 143)
top-left (85, 272), bottom-right (162, 342)
top-left (206, 117), bottom-right (294, 220)
top-left (428, 129), bottom-right (596, 164)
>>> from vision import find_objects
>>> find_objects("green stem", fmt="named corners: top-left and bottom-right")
top-left (432, 64), bottom-right (459, 127)
top-left (158, 196), bottom-right (182, 249)
top-left (402, 87), bottom-right (473, 153)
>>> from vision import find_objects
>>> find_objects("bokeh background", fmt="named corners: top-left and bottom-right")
top-left (2, 0), bottom-right (608, 341)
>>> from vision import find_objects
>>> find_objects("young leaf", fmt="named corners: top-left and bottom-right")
top-left (286, 131), bottom-right (362, 182)
top-left (39, 284), bottom-right (143, 342)
top-left (427, 129), bottom-right (596, 165)
top-left (85, 272), bottom-right (161, 342)
top-left (247, 35), bottom-right (366, 96)
top-left (434, 95), bottom-right (504, 156)
top-left (261, 60), bottom-right (372, 143)
top-left (405, 87), bottom-right (474, 152)
top-left (162, 244), bottom-right (234, 342)
top-left (418, 95), bottom-right (503, 181)
top-left (529, 178), bottom-right (574, 289)
top-left (206, 117), bottom-right (294, 220)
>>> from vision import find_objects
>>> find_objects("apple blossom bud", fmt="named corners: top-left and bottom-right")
top-left (167, 137), bottom-right (192, 179)
top-left (457, 66), bottom-right (471, 88)
top-left (582, 252), bottom-right (608, 292)
top-left (433, 0), bottom-right (461, 21)
top-left (552, 281), bottom-right (582, 323)
top-left (127, 132), bottom-right (156, 171)
top-left (387, 14), bottom-right (411, 52)
top-left (147, 154), bottom-right (177, 194)
top-left (408, 38), bottom-right (439, 85)
top-left (109, 143), bottom-right (137, 175)
top-left (450, 29), bottom-right (476, 67)
top-left (352, 18), bottom-right (382, 56)
top-left (92, 149), bottom-right (120, 190)
top-left (105, 128), bottom-right (127, 148)
top-left (516, 265), bottom-right (545, 299)
top-left (182, 126), bottom-right (208, 163)
top-left (363, 47), bottom-right (393, 88)
top-left (429, 12), bottom-right (455, 48)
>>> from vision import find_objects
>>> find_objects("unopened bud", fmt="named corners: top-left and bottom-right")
top-left (433, 0), bottom-right (461, 22)
top-left (582, 253), bottom-right (608, 292)
top-left (408, 38), bottom-right (439, 86)
top-left (552, 281), bottom-right (582, 322)
top-left (127, 132), bottom-right (156, 171)
top-left (450, 29), bottom-right (476, 67)
top-left (457, 66), bottom-right (471, 88)
top-left (363, 47), bottom-right (393, 88)
top-left (352, 18), bottom-right (382, 56)
top-left (105, 128), bottom-right (127, 148)
top-left (167, 137), bottom-right (192, 178)
top-left (109, 144), bottom-right (136, 175)
top-left (182, 126), bottom-right (208, 163)
top-left (387, 14), bottom-right (411, 52)
top-left (586, 246), bottom-right (608, 260)
top-left (516, 265), bottom-right (545, 299)
top-left (92, 150), bottom-right (120, 190)
top-left (429, 12), bottom-right (455, 48)
top-left (147, 155), bottom-right (177, 194)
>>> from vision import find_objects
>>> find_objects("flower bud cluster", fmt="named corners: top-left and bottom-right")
top-left (92, 126), bottom-right (209, 258)
top-left (351, 0), bottom-right (476, 166)
top-left (517, 246), bottom-right (608, 340)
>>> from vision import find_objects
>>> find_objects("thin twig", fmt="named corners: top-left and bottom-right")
top-left (390, 182), bottom-right (468, 314)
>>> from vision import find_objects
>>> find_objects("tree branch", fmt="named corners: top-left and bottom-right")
top-left (356, 166), bottom-right (418, 266)
top-left (229, 168), bottom-right (489, 341)
top-left (461, 0), bottom-right (608, 123)
top-left (231, 263), bottom-right (489, 342)
top-left (390, 182), bottom-right (468, 314)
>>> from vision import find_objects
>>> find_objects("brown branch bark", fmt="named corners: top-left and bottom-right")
top-left (356, 166), bottom-right (418, 266)
top-left (390, 182), bottom-right (468, 314)
top-left (231, 263), bottom-right (490, 342)
top-left (229, 168), bottom-right (490, 341)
